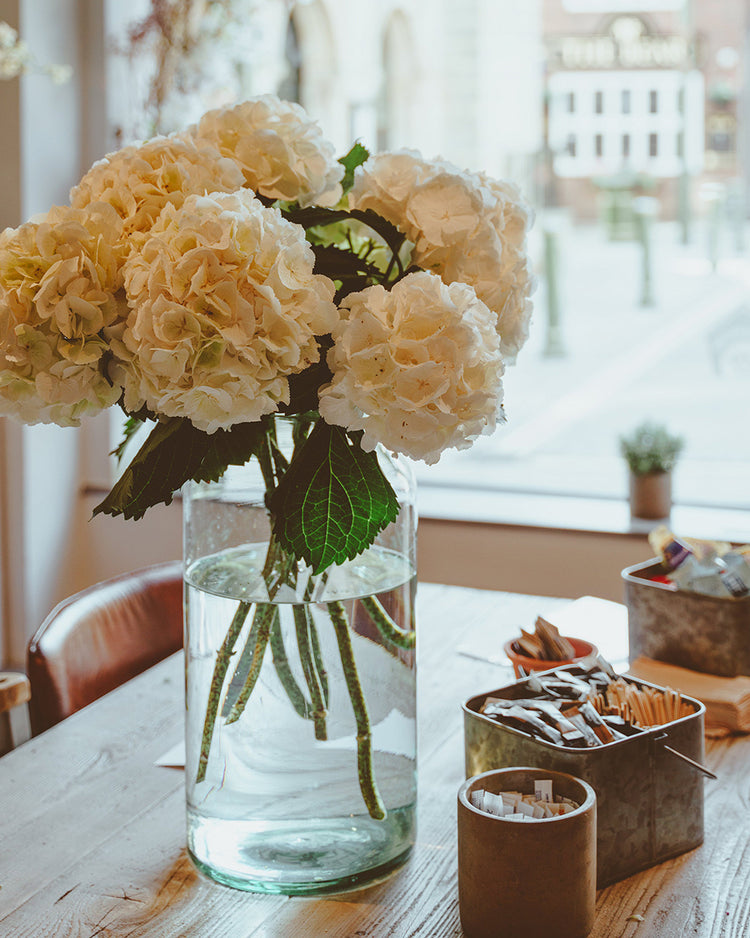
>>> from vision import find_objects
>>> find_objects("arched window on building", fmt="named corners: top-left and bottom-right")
top-left (290, 0), bottom-right (340, 146)
top-left (378, 12), bottom-right (415, 152)
top-left (277, 14), bottom-right (301, 104)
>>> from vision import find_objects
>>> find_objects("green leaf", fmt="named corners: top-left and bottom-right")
top-left (311, 243), bottom-right (383, 282)
top-left (338, 142), bottom-right (370, 194)
top-left (110, 416), bottom-right (145, 464)
top-left (349, 208), bottom-right (406, 264)
top-left (199, 421), bottom-right (267, 484)
top-left (269, 421), bottom-right (400, 574)
top-left (282, 205), bottom-right (405, 262)
top-left (283, 338), bottom-right (333, 414)
top-left (93, 417), bottom-right (266, 521)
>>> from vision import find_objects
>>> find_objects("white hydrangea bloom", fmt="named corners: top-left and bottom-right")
top-left (318, 271), bottom-right (504, 464)
top-left (113, 190), bottom-right (338, 433)
top-left (70, 134), bottom-right (245, 257)
top-left (0, 203), bottom-right (125, 426)
top-left (188, 94), bottom-right (344, 208)
top-left (350, 151), bottom-right (535, 362)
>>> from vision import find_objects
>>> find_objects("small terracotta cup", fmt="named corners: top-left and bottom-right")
top-left (457, 767), bottom-right (597, 938)
top-left (503, 637), bottom-right (598, 678)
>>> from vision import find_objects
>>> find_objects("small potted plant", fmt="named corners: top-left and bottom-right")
top-left (620, 422), bottom-right (684, 519)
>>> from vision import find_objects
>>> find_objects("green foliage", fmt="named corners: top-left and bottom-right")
top-left (283, 205), bottom-right (406, 278)
top-left (269, 421), bottom-right (399, 574)
top-left (338, 142), bottom-right (370, 195)
top-left (619, 422), bottom-right (684, 476)
top-left (94, 417), bottom-right (266, 520)
top-left (283, 338), bottom-right (334, 414)
top-left (110, 415), bottom-right (145, 464)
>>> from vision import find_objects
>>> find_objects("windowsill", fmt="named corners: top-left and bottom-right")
top-left (417, 484), bottom-right (750, 543)
top-left (84, 484), bottom-right (750, 545)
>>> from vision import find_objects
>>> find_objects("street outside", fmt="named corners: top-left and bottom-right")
top-left (416, 212), bottom-right (750, 512)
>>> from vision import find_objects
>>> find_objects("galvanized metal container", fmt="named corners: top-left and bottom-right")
top-left (463, 668), bottom-right (706, 887)
top-left (623, 557), bottom-right (750, 677)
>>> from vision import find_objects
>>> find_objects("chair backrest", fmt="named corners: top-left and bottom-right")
top-left (27, 561), bottom-right (183, 735)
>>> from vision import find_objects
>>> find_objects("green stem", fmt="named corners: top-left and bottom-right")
top-left (225, 603), bottom-right (276, 724)
top-left (196, 600), bottom-right (251, 783)
top-left (308, 618), bottom-right (329, 706)
top-left (270, 612), bottom-right (311, 720)
top-left (218, 539), bottom-right (296, 724)
top-left (220, 611), bottom-right (262, 717)
top-left (302, 575), bottom-right (329, 706)
top-left (361, 595), bottom-right (415, 649)
top-left (328, 600), bottom-right (386, 820)
top-left (294, 604), bottom-right (328, 739)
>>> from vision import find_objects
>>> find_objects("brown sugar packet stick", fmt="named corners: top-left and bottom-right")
top-left (535, 616), bottom-right (576, 660)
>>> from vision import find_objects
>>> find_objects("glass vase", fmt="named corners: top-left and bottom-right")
top-left (182, 418), bottom-right (417, 895)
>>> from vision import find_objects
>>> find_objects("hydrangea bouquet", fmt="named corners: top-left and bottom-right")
top-left (0, 95), bottom-right (534, 821)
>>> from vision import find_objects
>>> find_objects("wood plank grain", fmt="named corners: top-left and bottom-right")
top-left (4, 583), bottom-right (746, 937)
top-left (0, 656), bottom-right (185, 915)
top-left (0, 787), bottom-right (289, 938)
top-left (589, 736), bottom-right (750, 937)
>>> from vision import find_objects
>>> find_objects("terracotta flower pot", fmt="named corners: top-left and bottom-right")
top-left (629, 470), bottom-right (672, 520)
top-left (503, 637), bottom-right (598, 679)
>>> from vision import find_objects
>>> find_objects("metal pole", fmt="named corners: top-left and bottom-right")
top-left (678, 0), bottom-right (694, 245)
top-left (706, 188), bottom-right (724, 273)
top-left (543, 222), bottom-right (566, 357)
top-left (634, 197), bottom-right (658, 307)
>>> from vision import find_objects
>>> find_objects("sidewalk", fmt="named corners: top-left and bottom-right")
top-left (417, 218), bottom-right (750, 511)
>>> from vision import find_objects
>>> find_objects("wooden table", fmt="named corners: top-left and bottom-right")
top-left (0, 583), bottom-right (745, 936)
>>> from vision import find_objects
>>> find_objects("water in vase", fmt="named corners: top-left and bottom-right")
top-left (184, 543), bottom-right (417, 894)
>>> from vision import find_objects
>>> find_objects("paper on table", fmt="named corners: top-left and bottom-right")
top-left (457, 595), bottom-right (630, 671)
top-left (543, 596), bottom-right (629, 668)
top-left (155, 740), bottom-right (186, 768)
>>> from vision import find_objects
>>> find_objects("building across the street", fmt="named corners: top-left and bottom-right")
top-left (542, 0), bottom-right (748, 221)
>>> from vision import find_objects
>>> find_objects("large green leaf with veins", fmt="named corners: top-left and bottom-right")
top-left (93, 417), bottom-right (266, 521)
top-left (269, 421), bottom-right (399, 574)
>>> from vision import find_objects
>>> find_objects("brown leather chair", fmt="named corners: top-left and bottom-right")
top-left (26, 561), bottom-right (183, 735)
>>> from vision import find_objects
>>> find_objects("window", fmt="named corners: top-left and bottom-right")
top-left (14, 1), bottom-right (749, 563)
top-left (100, 11), bottom-right (724, 520)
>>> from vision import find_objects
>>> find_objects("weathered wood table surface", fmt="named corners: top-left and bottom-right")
top-left (0, 583), bottom-right (743, 936)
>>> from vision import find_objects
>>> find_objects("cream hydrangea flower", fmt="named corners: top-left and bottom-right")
top-left (188, 94), bottom-right (344, 208)
top-left (112, 190), bottom-right (337, 433)
top-left (0, 202), bottom-right (125, 426)
top-left (350, 151), bottom-right (535, 362)
top-left (70, 134), bottom-right (245, 257)
top-left (318, 271), bottom-right (504, 464)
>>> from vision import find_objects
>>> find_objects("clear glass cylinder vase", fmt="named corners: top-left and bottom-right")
top-left (182, 418), bottom-right (417, 895)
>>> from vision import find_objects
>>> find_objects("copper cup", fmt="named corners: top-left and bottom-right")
top-left (457, 767), bottom-right (597, 938)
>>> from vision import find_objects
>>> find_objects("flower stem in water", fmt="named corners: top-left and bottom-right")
top-left (294, 603), bottom-right (328, 740)
top-left (361, 595), bottom-right (415, 649)
top-left (308, 618), bottom-right (329, 706)
top-left (196, 599), bottom-right (251, 783)
top-left (328, 599), bottom-right (386, 820)
top-left (225, 603), bottom-right (276, 724)
top-left (269, 613), bottom-right (312, 720)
